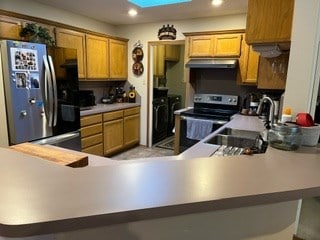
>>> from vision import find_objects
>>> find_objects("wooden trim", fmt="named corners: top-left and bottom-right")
top-left (147, 43), bottom-right (151, 147)
top-left (0, 9), bottom-right (128, 42)
top-left (148, 40), bottom-right (185, 45)
top-left (183, 29), bottom-right (245, 37)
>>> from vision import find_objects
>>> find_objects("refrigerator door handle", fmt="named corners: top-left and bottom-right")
top-left (48, 55), bottom-right (58, 127)
top-left (43, 55), bottom-right (54, 127)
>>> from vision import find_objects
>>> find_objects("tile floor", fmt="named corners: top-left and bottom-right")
top-left (111, 137), bottom-right (175, 160)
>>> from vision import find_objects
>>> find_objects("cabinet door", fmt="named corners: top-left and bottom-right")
top-left (165, 45), bottom-right (180, 61)
top-left (0, 16), bottom-right (22, 40)
top-left (257, 54), bottom-right (288, 90)
top-left (153, 45), bottom-right (165, 76)
top-left (188, 35), bottom-right (215, 57)
top-left (123, 114), bottom-right (140, 147)
top-left (238, 37), bottom-right (259, 85)
top-left (246, 46), bottom-right (260, 83)
top-left (213, 34), bottom-right (242, 57)
top-left (246, 0), bottom-right (294, 44)
top-left (104, 118), bottom-right (124, 156)
top-left (55, 28), bottom-right (86, 78)
top-left (86, 34), bottom-right (109, 79)
top-left (109, 39), bottom-right (128, 79)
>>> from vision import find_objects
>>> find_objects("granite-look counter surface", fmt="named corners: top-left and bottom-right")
top-left (1, 115), bottom-right (320, 237)
top-left (80, 103), bottom-right (140, 116)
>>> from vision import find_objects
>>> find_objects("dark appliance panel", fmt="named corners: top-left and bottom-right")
top-left (47, 47), bottom-right (80, 136)
top-left (153, 97), bottom-right (168, 144)
top-left (167, 94), bottom-right (181, 135)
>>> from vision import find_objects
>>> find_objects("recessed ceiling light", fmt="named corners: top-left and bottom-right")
top-left (128, 0), bottom-right (191, 8)
top-left (128, 9), bottom-right (138, 17)
top-left (211, 0), bottom-right (224, 7)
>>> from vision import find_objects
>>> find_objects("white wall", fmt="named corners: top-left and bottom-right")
top-left (116, 14), bottom-right (247, 145)
top-left (284, 0), bottom-right (320, 117)
top-left (0, 0), bottom-right (116, 35)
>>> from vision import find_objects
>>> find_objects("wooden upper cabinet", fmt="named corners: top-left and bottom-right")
top-left (55, 28), bottom-right (86, 78)
top-left (0, 16), bottom-right (22, 40)
top-left (164, 45), bottom-right (180, 61)
top-left (153, 45), bottom-right (165, 76)
top-left (153, 45), bottom-right (180, 76)
top-left (187, 34), bottom-right (242, 58)
top-left (109, 39), bottom-right (128, 79)
top-left (188, 35), bottom-right (215, 57)
top-left (238, 36), bottom-right (260, 85)
top-left (213, 34), bottom-right (242, 57)
top-left (246, 0), bottom-right (294, 44)
top-left (86, 34), bottom-right (109, 79)
top-left (257, 54), bottom-right (289, 90)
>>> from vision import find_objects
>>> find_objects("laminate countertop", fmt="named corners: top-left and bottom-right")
top-left (1, 115), bottom-right (319, 237)
top-left (80, 103), bottom-right (141, 116)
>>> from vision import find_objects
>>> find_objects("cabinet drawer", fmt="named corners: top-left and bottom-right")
top-left (81, 114), bottom-right (102, 127)
top-left (124, 107), bottom-right (140, 116)
top-left (103, 110), bottom-right (123, 121)
top-left (81, 123), bottom-right (102, 138)
top-left (82, 143), bottom-right (103, 156)
top-left (81, 133), bottom-right (103, 149)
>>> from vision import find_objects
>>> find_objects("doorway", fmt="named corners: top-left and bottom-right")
top-left (147, 40), bottom-right (186, 148)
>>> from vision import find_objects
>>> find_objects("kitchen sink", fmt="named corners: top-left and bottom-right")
top-left (205, 128), bottom-right (268, 156)
top-left (206, 134), bottom-right (258, 148)
top-left (216, 128), bottom-right (262, 139)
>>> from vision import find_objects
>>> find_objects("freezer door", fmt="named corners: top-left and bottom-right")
top-left (1, 40), bottom-right (52, 144)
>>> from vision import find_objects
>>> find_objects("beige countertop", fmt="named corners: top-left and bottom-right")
top-left (1, 114), bottom-right (319, 237)
top-left (80, 103), bottom-right (140, 116)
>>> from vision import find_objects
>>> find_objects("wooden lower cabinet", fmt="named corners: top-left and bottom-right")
top-left (80, 114), bottom-right (103, 156)
top-left (123, 108), bottom-right (140, 148)
top-left (103, 107), bottom-right (140, 157)
top-left (81, 107), bottom-right (140, 157)
top-left (103, 118), bottom-right (124, 156)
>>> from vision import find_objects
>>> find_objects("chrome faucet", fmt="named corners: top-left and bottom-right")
top-left (257, 95), bottom-right (275, 129)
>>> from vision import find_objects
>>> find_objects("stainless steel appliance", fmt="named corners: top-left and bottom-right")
top-left (179, 93), bottom-right (239, 153)
top-left (0, 40), bottom-right (81, 150)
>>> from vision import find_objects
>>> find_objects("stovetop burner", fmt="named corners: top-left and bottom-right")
top-left (181, 93), bottom-right (240, 120)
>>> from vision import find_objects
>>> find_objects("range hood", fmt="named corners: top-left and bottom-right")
top-left (185, 59), bottom-right (238, 69)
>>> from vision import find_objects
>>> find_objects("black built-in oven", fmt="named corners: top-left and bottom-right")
top-left (179, 94), bottom-right (239, 153)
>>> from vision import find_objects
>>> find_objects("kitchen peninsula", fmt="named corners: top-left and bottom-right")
top-left (0, 115), bottom-right (319, 240)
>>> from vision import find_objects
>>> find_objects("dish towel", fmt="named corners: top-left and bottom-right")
top-left (61, 104), bottom-right (75, 122)
top-left (186, 118), bottom-right (213, 140)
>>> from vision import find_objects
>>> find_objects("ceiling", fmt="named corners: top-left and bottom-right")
top-left (34, 0), bottom-right (248, 26)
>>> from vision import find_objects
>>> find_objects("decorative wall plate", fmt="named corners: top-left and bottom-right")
top-left (132, 62), bottom-right (144, 76)
top-left (132, 47), bottom-right (144, 62)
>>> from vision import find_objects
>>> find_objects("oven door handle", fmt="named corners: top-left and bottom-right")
top-left (154, 105), bottom-right (161, 131)
top-left (180, 115), bottom-right (228, 125)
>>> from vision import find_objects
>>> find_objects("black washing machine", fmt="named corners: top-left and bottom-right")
top-left (167, 94), bottom-right (182, 136)
top-left (152, 96), bottom-right (168, 144)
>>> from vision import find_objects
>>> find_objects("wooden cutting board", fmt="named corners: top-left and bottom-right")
top-left (10, 143), bottom-right (88, 168)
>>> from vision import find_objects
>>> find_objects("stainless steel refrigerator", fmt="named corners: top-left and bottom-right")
top-left (0, 40), bottom-right (81, 151)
